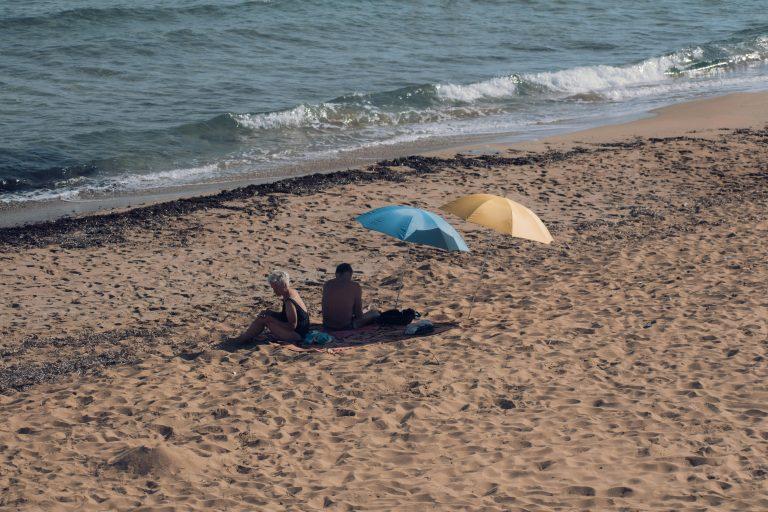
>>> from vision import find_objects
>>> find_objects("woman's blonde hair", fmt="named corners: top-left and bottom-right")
top-left (267, 270), bottom-right (290, 287)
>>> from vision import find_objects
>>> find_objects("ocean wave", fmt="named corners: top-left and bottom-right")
top-left (666, 35), bottom-right (768, 75)
top-left (232, 104), bottom-right (393, 131)
top-left (435, 32), bottom-right (768, 102)
top-left (3, 28), bottom-right (768, 203)
top-left (0, 148), bottom-right (99, 194)
top-left (230, 103), bottom-right (484, 132)
top-left (0, 163), bottom-right (227, 203)
top-left (228, 29), bottom-right (768, 131)
top-left (435, 76), bottom-right (523, 102)
top-left (0, 1), bottom-right (273, 29)
top-left (106, 163), bottom-right (224, 189)
top-left (233, 106), bottom-right (322, 131)
top-left (524, 56), bottom-right (681, 97)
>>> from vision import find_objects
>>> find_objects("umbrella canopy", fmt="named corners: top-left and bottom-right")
top-left (356, 205), bottom-right (469, 252)
top-left (441, 194), bottom-right (553, 244)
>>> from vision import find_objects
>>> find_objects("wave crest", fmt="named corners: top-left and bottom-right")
top-left (435, 32), bottom-right (768, 102)
top-left (435, 76), bottom-right (523, 102)
top-left (143, 30), bottom-right (768, 137)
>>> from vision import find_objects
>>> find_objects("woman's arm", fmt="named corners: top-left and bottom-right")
top-left (283, 299), bottom-right (299, 329)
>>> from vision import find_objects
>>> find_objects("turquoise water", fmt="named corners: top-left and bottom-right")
top-left (1, 1), bottom-right (767, 202)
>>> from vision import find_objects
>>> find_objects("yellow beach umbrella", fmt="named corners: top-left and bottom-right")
top-left (440, 193), bottom-right (553, 320)
top-left (440, 193), bottom-right (553, 244)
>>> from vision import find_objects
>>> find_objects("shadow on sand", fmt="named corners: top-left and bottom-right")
top-left (203, 322), bottom-right (459, 356)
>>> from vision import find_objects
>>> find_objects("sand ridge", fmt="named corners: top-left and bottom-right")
top-left (1, 117), bottom-right (767, 508)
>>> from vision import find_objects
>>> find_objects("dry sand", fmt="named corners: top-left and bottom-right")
top-left (1, 92), bottom-right (767, 510)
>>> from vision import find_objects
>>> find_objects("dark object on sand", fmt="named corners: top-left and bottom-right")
top-left (377, 308), bottom-right (420, 326)
top-left (404, 319), bottom-right (435, 335)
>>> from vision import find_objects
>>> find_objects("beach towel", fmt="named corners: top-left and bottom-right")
top-left (323, 324), bottom-right (378, 340)
top-left (277, 322), bottom-right (457, 354)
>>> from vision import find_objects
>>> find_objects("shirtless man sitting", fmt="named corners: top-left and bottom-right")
top-left (322, 263), bottom-right (380, 330)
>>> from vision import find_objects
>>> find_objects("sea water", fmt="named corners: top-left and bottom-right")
top-left (1, 0), bottom-right (767, 202)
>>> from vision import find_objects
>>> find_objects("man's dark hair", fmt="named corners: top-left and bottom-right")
top-left (335, 263), bottom-right (353, 275)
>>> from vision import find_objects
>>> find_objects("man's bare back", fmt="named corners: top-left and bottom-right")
top-left (322, 263), bottom-right (379, 330)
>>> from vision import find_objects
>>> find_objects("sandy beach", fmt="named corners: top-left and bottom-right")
top-left (1, 92), bottom-right (767, 510)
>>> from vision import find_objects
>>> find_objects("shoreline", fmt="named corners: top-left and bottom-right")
top-left (0, 147), bottom-right (605, 249)
top-left (438, 90), bottom-right (768, 155)
top-left (2, 90), bottom-right (767, 229)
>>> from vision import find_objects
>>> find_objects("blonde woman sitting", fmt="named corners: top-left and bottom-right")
top-left (236, 270), bottom-right (310, 343)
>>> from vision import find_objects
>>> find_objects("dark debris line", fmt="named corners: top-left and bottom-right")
top-left (0, 327), bottom-right (164, 358)
top-left (0, 349), bottom-right (140, 393)
top-left (0, 165), bottom-right (411, 250)
top-left (0, 327), bottom-right (174, 393)
top-left (380, 145), bottom-right (592, 170)
top-left (0, 145), bottom-right (603, 250)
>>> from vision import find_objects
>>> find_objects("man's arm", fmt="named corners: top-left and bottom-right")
top-left (353, 284), bottom-right (363, 320)
top-left (321, 283), bottom-right (330, 322)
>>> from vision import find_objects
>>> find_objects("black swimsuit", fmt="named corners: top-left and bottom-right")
top-left (271, 297), bottom-right (310, 337)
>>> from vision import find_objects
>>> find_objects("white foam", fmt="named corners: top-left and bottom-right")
top-left (232, 102), bottom-right (482, 131)
top-left (108, 163), bottom-right (222, 188)
top-left (433, 41), bottom-right (768, 104)
top-left (233, 103), bottom-right (397, 131)
top-left (233, 105), bottom-right (317, 130)
top-left (434, 53), bottom-right (693, 103)
top-left (0, 187), bottom-right (82, 203)
top-left (0, 163), bottom-right (228, 204)
top-left (234, 37), bottom-right (768, 132)
top-left (526, 55), bottom-right (683, 94)
top-left (435, 75), bottom-right (522, 102)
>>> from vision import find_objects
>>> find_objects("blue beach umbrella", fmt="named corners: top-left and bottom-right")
top-left (356, 205), bottom-right (470, 252)
top-left (356, 205), bottom-right (469, 307)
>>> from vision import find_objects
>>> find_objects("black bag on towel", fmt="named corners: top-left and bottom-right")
top-left (377, 308), bottom-right (420, 326)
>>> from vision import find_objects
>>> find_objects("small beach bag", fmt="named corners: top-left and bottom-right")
top-left (377, 308), bottom-right (420, 326)
top-left (304, 331), bottom-right (333, 346)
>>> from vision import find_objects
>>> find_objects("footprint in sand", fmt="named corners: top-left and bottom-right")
top-left (606, 486), bottom-right (635, 497)
top-left (566, 486), bottom-right (596, 496)
top-left (152, 424), bottom-right (174, 440)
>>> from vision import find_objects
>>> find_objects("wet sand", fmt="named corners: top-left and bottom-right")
top-left (1, 92), bottom-right (767, 510)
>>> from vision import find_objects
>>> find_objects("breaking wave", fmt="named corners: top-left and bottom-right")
top-left (221, 30), bottom-right (768, 132)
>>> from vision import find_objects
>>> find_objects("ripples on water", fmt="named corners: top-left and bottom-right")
top-left (1, 0), bottom-right (767, 201)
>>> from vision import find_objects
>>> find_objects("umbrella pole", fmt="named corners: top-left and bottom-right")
top-left (466, 233), bottom-right (492, 321)
top-left (395, 249), bottom-right (410, 309)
